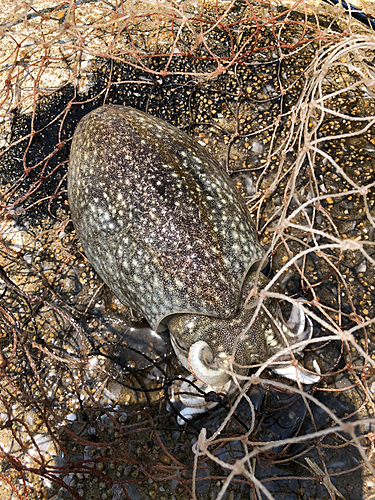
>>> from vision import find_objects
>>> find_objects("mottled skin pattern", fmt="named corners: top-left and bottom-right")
top-left (170, 272), bottom-right (287, 370)
top-left (68, 105), bottom-right (296, 381)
